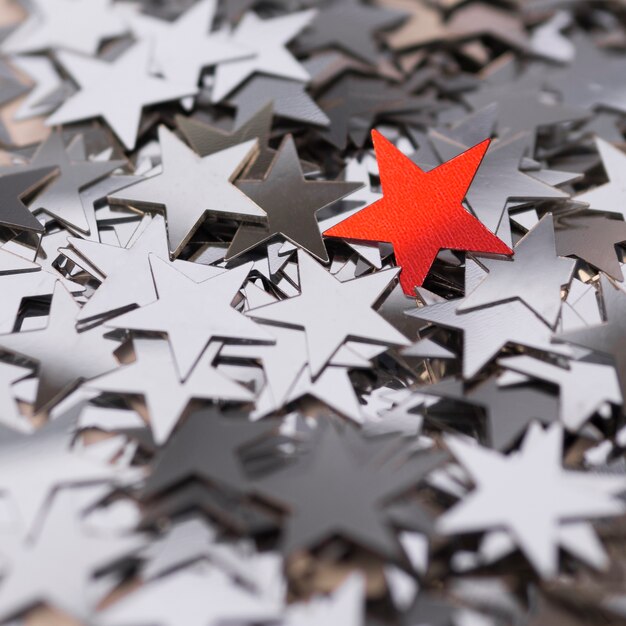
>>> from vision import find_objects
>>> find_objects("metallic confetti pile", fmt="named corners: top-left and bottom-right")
top-left (2, 0), bottom-right (626, 624)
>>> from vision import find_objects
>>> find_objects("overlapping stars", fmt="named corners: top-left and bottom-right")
top-left (0, 0), bottom-right (625, 624)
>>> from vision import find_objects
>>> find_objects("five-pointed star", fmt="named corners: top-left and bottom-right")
top-left (0, 283), bottom-right (119, 413)
top-left (211, 9), bottom-right (316, 102)
top-left (226, 135), bottom-right (360, 263)
top-left (256, 425), bottom-right (444, 557)
top-left (2, 132), bottom-right (123, 234)
top-left (296, 0), bottom-right (405, 64)
top-left (429, 132), bottom-right (568, 235)
top-left (410, 261), bottom-right (570, 377)
top-left (0, 167), bottom-right (56, 234)
top-left (459, 215), bottom-right (575, 327)
top-left (109, 125), bottom-right (265, 256)
top-left (249, 250), bottom-right (408, 377)
top-left (558, 275), bottom-right (626, 401)
top-left (89, 338), bottom-right (253, 444)
top-left (0, 489), bottom-right (143, 621)
top-left (0, 406), bottom-right (123, 533)
top-left (438, 422), bottom-right (626, 577)
top-left (142, 406), bottom-right (280, 499)
top-left (324, 130), bottom-right (512, 295)
top-left (125, 0), bottom-right (251, 89)
top-left (67, 215), bottom-right (223, 322)
top-left (1, 0), bottom-right (127, 55)
top-left (576, 137), bottom-right (626, 220)
top-left (555, 214), bottom-right (626, 281)
top-left (108, 255), bottom-right (273, 379)
top-left (500, 355), bottom-right (622, 431)
top-left (46, 43), bottom-right (194, 150)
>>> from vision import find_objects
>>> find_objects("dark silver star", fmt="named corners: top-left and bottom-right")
top-left (0, 284), bottom-right (119, 413)
top-left (255, 424), bottom-right (445, 558)
top-left (460, 215), bottom-right (575, 327)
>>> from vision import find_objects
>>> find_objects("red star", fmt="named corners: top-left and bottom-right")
top-left (323, 130), bottom-right (513, 294)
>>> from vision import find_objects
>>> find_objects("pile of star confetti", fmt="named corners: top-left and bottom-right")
top-left (1, 0), bottom-right (626, 624)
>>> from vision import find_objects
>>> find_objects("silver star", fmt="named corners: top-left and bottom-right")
top-left (499, 354), bottom-right (622, 431)
top-left (125, 0), bottom-right (251, 89)
top-left (438, 422), bottom-right (626, 577)
top-left (226, 135), bottom-right (360, 263)
top-left (211, 9), bottom-right (316, 102)
top-left (3, 131), bottom-right (124, 234)
top-left (428, 132), bottom-right (568, 235)
top-left (249, 250), bottom-right (408, 377)
top-left (410, 260), bottom-right (570, 377)
top-left (108, 255), bottom-right (273, 379)
top-left (89, 338), bottom-right (253, 444)
top-left (67, 215), bottom-right (224, 323)
top-left (108, 125), bottom-right (265, 256)
top-left (576, 136), bottom-right (626, 220)
top-left (1, 0), bottom-right (127, 55)
top-left (47, 43), bottom-right (194, 150)
top-left (459, 215), bottom-right (575, 327)
top-left (0, 283), bottom-right (119, 413)
top-left (0, 489), bottom-right (143, 621)
top-left (0, 406), bottom-right (126, 533)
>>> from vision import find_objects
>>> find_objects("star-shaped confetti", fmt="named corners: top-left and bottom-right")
top-left (108, 256), bottom-right (273, 379)
top-left (109, 125), bottom-right (265, 256)
top-left (249, 250), bottom-right (408, 376)
top-left (47, 43), bottom-right (194, 150)
top-left (226, 136), bottom-right (360, 263)
top-left (0, 284), bottom-right (119, 413)
top-left (324, 130), bottom-right (512, 294)
top-left (438, 422), bottom-right (626, 577)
